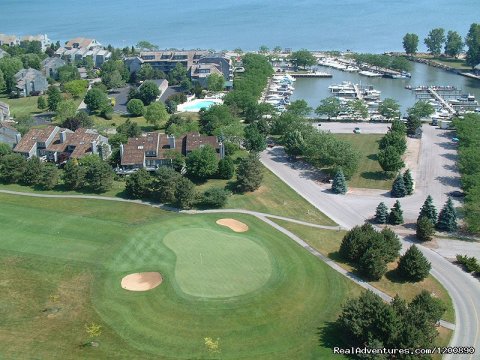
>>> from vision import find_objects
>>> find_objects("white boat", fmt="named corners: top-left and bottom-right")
top-left (344, 66), bottom-right (360, 72)
top-left (359, 70), bottom-right (382, 77)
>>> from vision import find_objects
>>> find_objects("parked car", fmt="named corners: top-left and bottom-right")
top-left (353, 127), bottom-right (361, 134)
top-left (452, 137), bottom-right (459, 143)
top-left (449, 191), bottom-right (465, 198)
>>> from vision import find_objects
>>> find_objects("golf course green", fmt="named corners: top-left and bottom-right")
top-left (0, 193), bottom-right (361, 359)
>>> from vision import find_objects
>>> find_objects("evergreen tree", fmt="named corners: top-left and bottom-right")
top-left (388, 200), bottom-right (404, 225)
top-left (175, 177), bottom-right (197, 209)
top-left (436, 198), bottom-right (457, 232)
top-left (21, 156), bottom-right (42, 186)
top-left (47, 86), bottom-right (62, 112)
top-left (403, 169), bottom-right (414, 195)
top-left (125, 168), bottom-right (153, 199)
top-left (418, 195), bottom-right (438, 224)
top-left (374, 202), bottom-right (388, 224)
top-left (391, 174), bottom-right (406, 198)
top-left (217, 157), bottom-right (235, 180)
top-left (37, 96), bottom-right (47, 110)
top-left (331, 168), bottom-right (347, 194)
top-left (37, 163), bottom-right (59, 190)
top-left (359, 248), bottom-right (388, 280)
top-left (397, 245), bottom-right (431, 282)
top-left (416, 216), bottom-right (435, 242)
top-left (236, 153), bottom-right (263, 193)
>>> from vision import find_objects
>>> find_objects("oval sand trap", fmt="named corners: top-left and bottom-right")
top-left (216, 218), bottom-right (249, 232)
top-left (121, 272), bottom-right (163, 291)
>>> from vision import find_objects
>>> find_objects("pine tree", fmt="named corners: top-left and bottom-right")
top-left (403, 169), bottom-right (414, 195)
top-left (418, 195), bottom-right (438, 224)
top-left (374, 202), bottom-right (388, 224)
top-left (391, 174), bottom-right (406, 198)
top-left (388, 200), bottom-right (404, 225)
top-left (331, 169), bottom-right (348, 194)
top-left (397, 245), bottom-right (431, 282)
top-left (416, 216), bottom-right (435, 242)
top-left (436, 198), bottom-right (457, 232)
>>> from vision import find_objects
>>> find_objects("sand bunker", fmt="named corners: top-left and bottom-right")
top-left (216, 218), bottom-right (249, 232)
top-left (121, 272), bottom-right (163, 291)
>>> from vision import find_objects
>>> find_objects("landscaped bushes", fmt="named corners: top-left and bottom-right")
top-left (456, 254), bottom-right (480, 276)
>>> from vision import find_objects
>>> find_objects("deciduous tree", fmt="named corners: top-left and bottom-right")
top-left (126, 99), bottom-right (145, 117)
top-left (403, 33), bottom-right (419, 55)
top-left (424, 28), bottom-right (446, 56)
top-left (185, 145), bottom-right (219, 180)
top-left (444, 30), bottom-right (464, 58)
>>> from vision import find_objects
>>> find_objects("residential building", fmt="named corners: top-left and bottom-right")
top-left (14, 68), bottom-right (48, 97)
top-left (21, 34), bottom-right (51, 51)
top-left (0, 48), bottom-right (8, 59)
top-left (0, 33), bottom-right (20, 47)
top-left (41, 57), bottom-right (66, 78)
top-left (197, 53), bottom-right (234, 84)
top-left (0, 121), bottom-right (21, 148)
top-left (55, 46), bottom-right (111, 68)
top-left (14, 126), bottom-right (111, 162)
top-left (190, 63), bottom-right (225, 89)
top-left (0, 102), bottom-right (10, 121)
top-left (65, 37), bottom-right (101, 50)
top-left (55, 37), bottom-right (110, 67)
top-left (139, 50), bottom-right (209, 73)
top-left (124, 56), bottom-right (144, 74)
top-left (119, 132), bottom-right (224, 173)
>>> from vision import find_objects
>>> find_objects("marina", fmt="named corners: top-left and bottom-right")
top-left (291, 61), bottom-right (480, 115)
top-left (261, 73), bottom-right (297, 112)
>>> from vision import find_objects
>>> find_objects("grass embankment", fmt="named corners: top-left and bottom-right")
top-left (271, 219), bottom-right (455, 324)
top-left (334, 134), bottom-right (393, 190)
top-left (415, 54), bottom-right (471, 71)
top-left (0, 193), bottom-right (360, 359)
top-left (0, 164), bottom-right (335, 225)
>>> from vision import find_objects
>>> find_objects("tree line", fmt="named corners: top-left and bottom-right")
top-left (453, 113), bottom-right (480, 233)
top-left (402, 23), bottom-right (480, 68)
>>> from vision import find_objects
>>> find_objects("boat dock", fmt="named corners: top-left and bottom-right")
top-left (288, 72), bottom-right (332, 78)
top-left (412, 86), bottom-right (479, 115)
top-left (427, 88), bottom-right (455, 114)
top-left (353, 83), bottom-right (363, 100)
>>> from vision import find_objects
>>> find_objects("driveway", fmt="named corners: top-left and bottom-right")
top-left (109, 86), bottom-right (131, 114)
top-left (261, 124), bottom-right (480, 357)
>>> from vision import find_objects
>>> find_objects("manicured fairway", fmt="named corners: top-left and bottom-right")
top-left (0, 193), bottom-right (361, 359)
top-left (164, 228), bottom-right (272, 297)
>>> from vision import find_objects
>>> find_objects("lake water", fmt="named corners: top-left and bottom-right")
top-left (0, 0), bottom-right (478, 52)
top-left (291, 62), bottom-right (480, 114)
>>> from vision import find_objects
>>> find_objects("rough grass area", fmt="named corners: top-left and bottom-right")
top-left (271, 219), bottom-right (455, 324)
top-left (415, 55), bottom-right (471, 71)
top-left (92, 113), bottom-right (154, 133)
top-left (334, 134), bottom-right (394, 190)
top-left (0, 193), bottom-right (361, 359)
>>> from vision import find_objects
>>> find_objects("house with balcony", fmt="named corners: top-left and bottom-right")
top-left (139, 50), bottom-right (209, 73)
top-left (55, 37), bottom-right (111, 68)
top-left (119, 132), bottom-right (224, 173)
top-left (14, 126), bottom-right (111, 162)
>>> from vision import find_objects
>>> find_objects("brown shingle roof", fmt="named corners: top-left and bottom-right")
top-left (14, 125), bottom-right (58, 153)
top-left (47, 128), bottom-right (99, 158)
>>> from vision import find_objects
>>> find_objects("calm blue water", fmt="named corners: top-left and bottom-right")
top-left (183, 100), bottom-right (217, 111)
top-left (0, 0), bottom-right (478, 52)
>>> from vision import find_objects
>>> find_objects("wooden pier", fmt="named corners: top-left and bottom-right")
top-left (289, 72), bottom-right (332, 78)
top-left (427, 87), bottom-right (456, 114)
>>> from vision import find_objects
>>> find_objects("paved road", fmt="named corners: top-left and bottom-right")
top-left (261, 124), bottom-right (480, 359)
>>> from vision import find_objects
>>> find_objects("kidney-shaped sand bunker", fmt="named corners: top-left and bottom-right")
top-left (121, 272), bottom-right (163, 291)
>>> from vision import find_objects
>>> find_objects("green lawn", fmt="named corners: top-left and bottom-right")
top-left (271, 219), bottom-right (455, 324)
top-left (0, 95), bottom-right (42, 118)
top-left (335, 134), bottom-right (394, 189)
top-left (92, 113), bottom-right (155, 133)
top-left (0, 193), bottom-right (361, 359)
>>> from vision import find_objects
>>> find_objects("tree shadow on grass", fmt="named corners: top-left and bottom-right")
top-left (317, 321), bottom-right (349, 353)
top-left (385, 268), bottom-right (409, 284)
top-left (367, 153), bottom-right (378, 161)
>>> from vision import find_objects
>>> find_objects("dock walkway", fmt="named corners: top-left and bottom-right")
top-left (427, 87), bottom-right (456, 114)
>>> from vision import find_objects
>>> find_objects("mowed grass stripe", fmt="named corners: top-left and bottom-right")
top-left (164, 228), bottom-right (272, 298)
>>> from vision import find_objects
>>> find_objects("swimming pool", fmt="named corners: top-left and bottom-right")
top-left (177, 99), bottom-right (223, 112)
